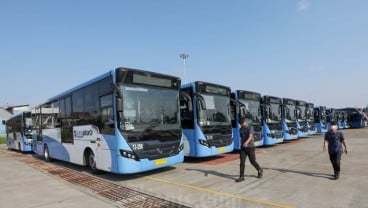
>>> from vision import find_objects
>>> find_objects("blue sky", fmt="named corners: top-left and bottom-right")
top-left (0, 0), bottom-right (367, 108)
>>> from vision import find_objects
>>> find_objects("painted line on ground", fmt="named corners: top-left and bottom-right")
top-left (144, 176), bottom-right (295, 208)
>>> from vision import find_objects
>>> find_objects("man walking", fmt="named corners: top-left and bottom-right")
top-left (235, 119), bottom-right (263, 182)
top-left (323, 121), bottom-right (348, 180)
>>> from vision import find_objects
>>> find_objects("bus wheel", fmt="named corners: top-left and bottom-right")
top-left (44, 145), bottom-right (52, 162)
top-left (87, 150), bottom-right (99, 174)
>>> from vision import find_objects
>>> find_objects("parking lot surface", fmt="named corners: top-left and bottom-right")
top-left (1, 128), bottom-right (367, 208)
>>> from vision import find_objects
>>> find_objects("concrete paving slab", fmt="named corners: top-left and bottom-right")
top-left (0, 150), bottom-right (117, 208)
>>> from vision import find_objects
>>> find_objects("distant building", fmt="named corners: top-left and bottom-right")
top-left (0, 108), bottom-right (13, 136)
top-left (6, 105), bottom-right (30, 114)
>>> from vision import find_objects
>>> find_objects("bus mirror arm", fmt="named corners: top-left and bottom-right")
top-left (230, 98), bottom-right (243, 107)
top-left (180, 91), bottom-right (193, 111)
top-left (114, 84), bottom-right (122, 98)
top-left (117, 98), bottom-right (123, 112)
top-left (238, 101), bottom-right (245, 108)
top-left (193, 93), bottom-right (207, 110)
top-left (198, 98), bottom-right (207, 110)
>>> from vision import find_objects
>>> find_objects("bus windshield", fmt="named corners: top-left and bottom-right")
top-left (285, 104), bottom-right (296, 122)
top-left (269, 103), bottom-right (281, 122)
top-left (239, 99), bottom-right (261, 124)
top-left (24, 117), bottom-right (33, 134)
top-left (306, 107), bottom-right (314, 121)
top-left (298, 106), bottom-right (306, 120)
top-left (320, 108), bottom-right (326, 120)
top-left (198, 94), bottom-right (230, 126)
top-left (119, 85), bottom-right (180, 142)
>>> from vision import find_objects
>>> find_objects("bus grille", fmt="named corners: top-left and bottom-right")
top-left (206, 134), bottom-right (232, 148)
top-left (136, 143), bottom-right (180, 160)
top-left (298, 121), bottom-right (309, 132)
top-left (273, 131), bottom-right (283, 139)
top-left (308, 122), bottom-right (316, 131)
top-left (286, 122), bottom-right (297, 135)
top-left (253, 132), bottom-right (263, 142)
top-left (268, 123), bottom-right (283, 131)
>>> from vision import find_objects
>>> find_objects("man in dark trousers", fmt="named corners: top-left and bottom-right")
top-left (323, 121), bottom-right (348, 180)
top-left (235, 119), bottom-right (263, 182)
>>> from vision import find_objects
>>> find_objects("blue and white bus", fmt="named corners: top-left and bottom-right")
top-left (314, 106), bottom-right (327, 133)
top-left (306, 103), bottom-right (317, 135)
top-left (326, 108), bottom-right (337, 130)
top-left (231, 90), bottom-right (263, 149)
top-left (180, 81), bottom-right (233, 157)
top-left (343, 108), bottom-right (366, 128)
top-left (336, 109), bottom-right (349, 129)
top-left (335, 110), bottom-right (344, 129)
top-left (32, 67), bottom-right (184, 174)
top-left (281, 98), bottom-right (298, 141)
top-left (262, 96), bottom-right (283, 145)
top-left (5, 111), bottom-right (33, 152)
top-left (295, 100), bottom-right (309, 138)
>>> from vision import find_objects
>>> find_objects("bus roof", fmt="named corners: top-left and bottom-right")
top-left (36, 67), bottom-right (181, 106)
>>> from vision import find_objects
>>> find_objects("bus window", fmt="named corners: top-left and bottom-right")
top-left (61, 97), bottom-right (73, 143)
top-left (100, 94), bottom-right (114, 135)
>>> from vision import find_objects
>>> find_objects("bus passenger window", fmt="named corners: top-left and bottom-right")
top-left (99, 94), bottom-right (115, 135)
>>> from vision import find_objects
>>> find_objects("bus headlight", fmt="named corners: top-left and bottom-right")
top-left (119, 149), bottom-right (139, 161)
top-left (177, 144), bottom-right (184, 152)
top-left (23, 139), bottom-right (32, 145)
top-left (198, 139), bottom-right (209, 147)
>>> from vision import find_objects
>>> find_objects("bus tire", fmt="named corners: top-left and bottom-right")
top-left (86, 149), bottom-right (99, 174)
top-left (44, 145), bottom-right (52, 162)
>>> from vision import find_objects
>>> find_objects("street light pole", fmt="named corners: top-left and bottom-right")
top-left (179, 54), bottom-right (189, 83)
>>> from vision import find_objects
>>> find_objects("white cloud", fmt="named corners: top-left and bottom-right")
top-left (297, 0), bottom-right (310, 11)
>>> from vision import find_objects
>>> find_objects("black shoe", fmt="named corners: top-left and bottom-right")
top-left (334, 171), bottom-right (340, 180)
top-left (235, 177), bottom-right (245, 182)
top-left (257, 169), bottom-right (263, 179)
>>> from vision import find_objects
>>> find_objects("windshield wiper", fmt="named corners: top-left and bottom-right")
top-left (136, 122), bottom-right (162, 138)
top-left (163, 129), bottom-right (181, 138)
top-left (206, 124), bottom-right (220, 133)
top-left (205, 123), bottom-right (230, 133)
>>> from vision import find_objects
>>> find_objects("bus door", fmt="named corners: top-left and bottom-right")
top-left (94, 93), bottom-right (115, 171)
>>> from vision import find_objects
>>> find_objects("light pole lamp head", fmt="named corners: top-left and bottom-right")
top-left (180, 54), bottom-right (189, 59)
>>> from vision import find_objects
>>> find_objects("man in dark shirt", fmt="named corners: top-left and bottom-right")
top-left (235, 119), bottom-right (263, 182)
top-left (323, 121), bottom-right (348, 180)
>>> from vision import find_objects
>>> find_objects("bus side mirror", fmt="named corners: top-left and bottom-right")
top-left (241, 107), bottom-right (246, 118)
top-left (230, 98), bottom-right (238, 113)
top-left (114, 84), bottom-right (122, 98)
top-left (265, 107), bottom-right (270, 117)
top-left (193, 92), bottom-right (206, 110)
top-left (197, 95), bottom-right (206, 110)
top-left (117, 98), bottom-right (123, 112)
top-left (237, 101), bottom-right (246, 116)
top-left (2, 120), bottom-right (5, 125)
top-left (180, 92), bottom-right (192, 112)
